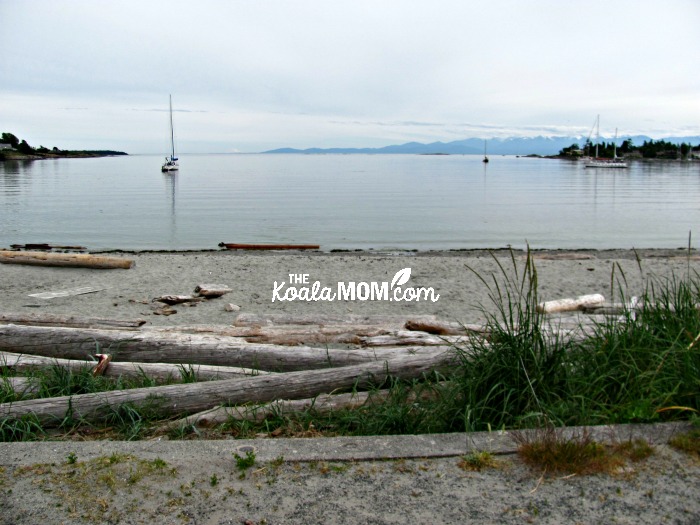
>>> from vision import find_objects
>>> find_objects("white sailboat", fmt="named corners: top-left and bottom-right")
top-left (584, 116), bottom-right (627, 168)
top-left (161, 95), bottom-right (179, 172)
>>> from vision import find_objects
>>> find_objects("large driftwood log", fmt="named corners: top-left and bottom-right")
top-left (0, 251), bottom-right (133, 269)
top-left (233, 313), bottom-right (441, 327)
top-left (165, 390), bottom-right (385, 429)
top-left (0, 313), bottom-right (146, 329)
top-left (0, 351), bottom-right (456, 425)
top-left (0, 351), bottom-right (269, 380)
top-left (404, 318), bottom-right (487, 336)
top-left (165, 383), bottom-right (446, 429)
top-left (360, 330), bottom-right (465, 347)
top-left (219, 243), bottom-right (320, 251)
top-left (144, 323), bottom-right (435, 346)
top-left (0, 324), bottom-right (447, 371)
top-left (1, 376), bottom-right (40, 397)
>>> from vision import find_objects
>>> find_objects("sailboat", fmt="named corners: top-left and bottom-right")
top-left (482, 140), bottom-right (489, 163)
top-left (584, 116), bottom-right (627, 168)
top-left (161, 95), bottom-right (179, 172)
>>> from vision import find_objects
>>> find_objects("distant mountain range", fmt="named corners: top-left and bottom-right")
top-left (264, 135), bottom-right (700, 156)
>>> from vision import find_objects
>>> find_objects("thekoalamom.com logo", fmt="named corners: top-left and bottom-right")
top-left (272, 268), bottom-right (440, 303)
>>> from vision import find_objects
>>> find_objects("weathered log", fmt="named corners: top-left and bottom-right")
top-left (404, 318), bottom-right (487, 336)
top-left (146, 323), bottom-right (468, 347)
top-left (9, 243), bottom-right (87, 252)
top-left (0, 351), bottom-right (271, 380)
top-left (0, 313), bottom-right (146, 329)
top-left (0, 251), bottom-right (133, 269)
top-left (0, 351), bottom-right (457, 425)
top-left (165, 390), bottom-right (384, 429)
top-left (219, 242), bottom-right (320, 251)
top-left (530, 253), bottom-right (596, 260)
top-left (153, 295), bottom-right (203, 305)
top-left (0, 324), bottom-right (446, 371)
top-left (536, 294), bottom-right (605, 314)
top-left (233, 312), bottom-right (440, 327)
top-left (165, 384), bottom-right (446, 430)
top-left (194, 284), bottom-right (232, 298)
top-left (218, 324), bottom-right (396, 345)
top-left (1, 376), bottom-right (40, 397)
top-left (360, 331), bottom-right (468, 347)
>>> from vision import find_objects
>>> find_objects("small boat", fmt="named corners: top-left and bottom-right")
top-left (161, 95), bottom-right (179, 172)
top-left (218, 242), bottom-right (320, 251)
top-left (482, 140), bottom-right (489, 163)
top-left (585, 116), bottom-right (627, 168)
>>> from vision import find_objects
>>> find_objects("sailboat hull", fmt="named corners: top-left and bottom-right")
top-left (584, 159), bottom-right (627, 168)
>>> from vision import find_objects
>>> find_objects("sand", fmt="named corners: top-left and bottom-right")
top-left (1, 248), bottom-right (697, 326)
top-left (1, 248), bottom-right (699, 524)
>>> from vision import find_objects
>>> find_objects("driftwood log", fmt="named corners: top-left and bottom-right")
top-left (0, 251), bottom-right (133, 269)
top-left (233, 313), bottom-right (443, 327)
top-left (165, 383), bottom-right (446, 429)
top-left (404, 318), bottom-right (487, 336)
top-left (536, 294), bottom-right (606, 314)
top-left (153, 295), bottom-right (204, 305)
top-left (0, 351), bottom-right (456, 425)
top-left (165, 390), bottom-right (385, 429)
top-left (0, 351), bottom-right (271, 380)
top-left (194, 284), bottom-right (232, 298)
top-left (1, 376), bottom-right (40, 397)
top-left (219, 243), bottom-right (320, 251)
top-left (0, 324), bottom-right (447, 371)
top-left (0, 313), bottom-right (146, 329)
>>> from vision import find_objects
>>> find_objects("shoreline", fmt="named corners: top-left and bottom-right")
top-left (78, 246), bottom-right (699, 258)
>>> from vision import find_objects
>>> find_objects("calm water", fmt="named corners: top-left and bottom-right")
top-left (1, 154), bottom-right (698, 251)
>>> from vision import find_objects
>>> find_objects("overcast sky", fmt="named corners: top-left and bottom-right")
top-left (1, 0), bottom-right (698, 154)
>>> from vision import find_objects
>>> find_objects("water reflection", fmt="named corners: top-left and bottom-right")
top-left (163, 172), bottom-right (177, 245)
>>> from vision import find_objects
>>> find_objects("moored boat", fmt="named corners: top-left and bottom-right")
top-left (584, 116), bottom-right (627, 168)
top-left (161, 95), bottom-right (179, 172)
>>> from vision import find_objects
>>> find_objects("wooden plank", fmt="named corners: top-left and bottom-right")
top-left (0, 313), bottom-right (146, 329)
top-left (28, 286), bottom-right (107, 299)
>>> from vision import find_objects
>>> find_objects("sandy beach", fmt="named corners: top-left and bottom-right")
top-left (1, 248), bottom-right (697, 327)
top-left (1, 248), bottom-right (699, 524)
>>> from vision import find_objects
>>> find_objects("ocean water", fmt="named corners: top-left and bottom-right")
top-left (0, 154), bottom-right (698, 251)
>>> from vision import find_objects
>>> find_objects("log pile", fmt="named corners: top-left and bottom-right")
top-left (0, 294), bottom-right (621, 431)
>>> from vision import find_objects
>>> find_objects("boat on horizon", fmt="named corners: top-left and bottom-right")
top-left (161, 95), bottom-right (179, 172)
top-left (584, 116), bottom-right (627, 168)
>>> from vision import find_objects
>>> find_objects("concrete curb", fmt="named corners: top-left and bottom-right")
top-left (0, 421), bottom-right (692, 467)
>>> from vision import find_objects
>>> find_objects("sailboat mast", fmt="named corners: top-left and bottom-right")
top-left (594, 114), bottom-right (600, 158)
top-left (169, 95), bottom-right (175, 160)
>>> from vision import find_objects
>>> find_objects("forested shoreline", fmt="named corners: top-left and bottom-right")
top-left (0, 132), bottom-right (127, 160)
